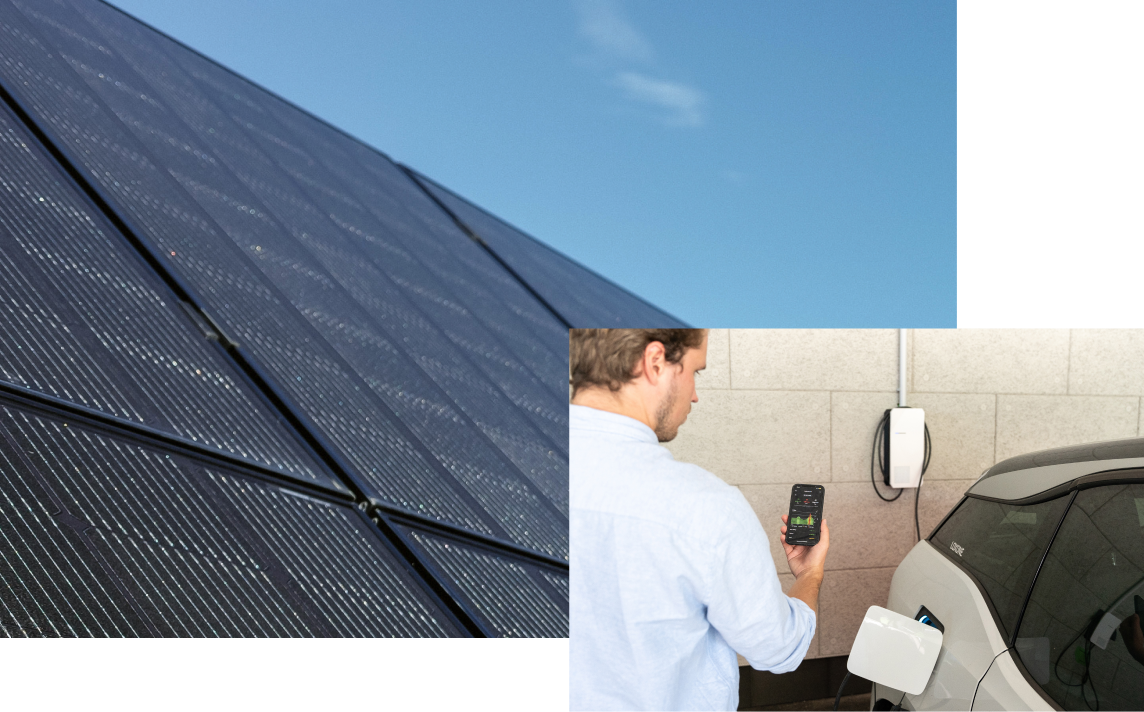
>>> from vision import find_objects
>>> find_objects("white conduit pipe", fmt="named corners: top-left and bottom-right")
top-left (899, 328), bottom-right (907, 408)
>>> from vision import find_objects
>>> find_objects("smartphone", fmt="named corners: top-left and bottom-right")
top-left (785, 484), bottom-right (825, 546)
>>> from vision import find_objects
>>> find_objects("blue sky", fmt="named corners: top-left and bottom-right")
top-left (107, 0), bottom-right (955, 327)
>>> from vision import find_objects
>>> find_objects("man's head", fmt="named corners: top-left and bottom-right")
top-left (570, 329), bottom-right (707, 442)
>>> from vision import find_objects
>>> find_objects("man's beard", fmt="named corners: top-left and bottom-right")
top-left (654, 379), bottom-right (680, 442)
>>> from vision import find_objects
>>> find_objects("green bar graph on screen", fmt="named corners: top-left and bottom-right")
top-left (791, 514), bottom-right (815, 526)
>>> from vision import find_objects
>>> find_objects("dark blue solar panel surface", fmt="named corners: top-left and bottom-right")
top-left (400, 526), bottom-right (569, 638)
top-left (0, 89), bottom-right (332, 491)
top-left (0, 0), bottom-right (568, 559)
top-left (414, 172), bottom-right (689, 328)
top-left (92, 7), bottom-right (572, 510)
top-left (0, 397), bottom-right (465, 637)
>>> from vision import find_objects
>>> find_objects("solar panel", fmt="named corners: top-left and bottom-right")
top-left (0, 0), bottom-right (567, 558)
top-left (0, 396), bottom-right (467, 637)
top-left (143, 45), bottom-right (572, 512)
top-left (399, 525), bottom-right (569, 638)
top-left (72, 0), bottom-right (572, 510)
top-left (413, 171), bottom-right (690, 328)
top-left (0, 87), bottom-right (333, 492)
top-left (0, 0), bottom-right (610, 636)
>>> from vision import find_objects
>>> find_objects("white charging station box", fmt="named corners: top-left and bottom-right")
top-left (889, 408), bottom-right (925, 488)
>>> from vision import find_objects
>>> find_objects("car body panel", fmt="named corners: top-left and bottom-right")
top-left (878, 540), bottom-right (1009, 710)
top-left (973, 650), bottom-right (1054, 711)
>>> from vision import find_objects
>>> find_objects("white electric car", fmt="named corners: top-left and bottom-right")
top-left (874, 437), bottom-right (1144, 711)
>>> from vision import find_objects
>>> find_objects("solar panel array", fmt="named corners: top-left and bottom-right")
top-left (0, 0), bottom-right (683, 637)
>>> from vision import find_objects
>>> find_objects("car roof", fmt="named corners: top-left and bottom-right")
top-left (967, 437), bottom-right (1144, 501)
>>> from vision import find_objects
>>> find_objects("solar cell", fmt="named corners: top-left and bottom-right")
top-left (0, 0), bottom-right (567, 558)
top-left (400, 526), bottom-right (569, 638)
top-left (0, 397), bottom-right (467, 637)
top-left (0, 91), bottom-right (331, 491)
top-left (414, 171), bottom-right (690, 328)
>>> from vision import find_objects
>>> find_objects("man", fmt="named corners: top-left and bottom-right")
top-left (570, 328), bottom-right (829, 711)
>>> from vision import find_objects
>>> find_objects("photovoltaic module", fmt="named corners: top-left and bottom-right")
top-left (0, 0), bottom-right (685, 637)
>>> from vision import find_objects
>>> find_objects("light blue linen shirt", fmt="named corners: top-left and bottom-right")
top-left (570, 404), bottom-right (816, 711)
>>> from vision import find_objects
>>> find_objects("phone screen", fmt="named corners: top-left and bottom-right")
top-left (785, 484), bottom-right (824, 546)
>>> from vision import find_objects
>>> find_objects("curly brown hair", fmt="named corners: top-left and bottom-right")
top-left (569, 329), bottom-right (706, 396)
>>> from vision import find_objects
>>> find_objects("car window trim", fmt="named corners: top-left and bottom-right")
top-left (1009, 490), bottom-right (1076, 647)
top-left (926, 495), bottom-right (967, 542)
top-left (1070, 468), bottom-right (1144, 491)
top-left (967, 467), bottom-right (1144, 507)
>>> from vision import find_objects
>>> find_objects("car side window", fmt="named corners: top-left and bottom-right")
top-left (1017, 484), bottom-right (1144, 711)
top-left (930, 495), bottom-right (1070, 640)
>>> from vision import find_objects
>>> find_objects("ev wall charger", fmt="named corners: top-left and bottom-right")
top-left (847, 605), bottom-right (942, 695)
top-left (888, 408), bottom-right (925, 489)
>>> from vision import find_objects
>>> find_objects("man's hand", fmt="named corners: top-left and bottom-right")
top-left (779, 514), bottom-right (830, 616)
top-left (779, 514), bottom-right (830, 579)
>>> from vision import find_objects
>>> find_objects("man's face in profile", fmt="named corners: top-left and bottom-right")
top-left (654, 334), bottom-right (707, 442)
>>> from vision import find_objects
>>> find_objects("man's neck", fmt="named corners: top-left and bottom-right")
top-left (571, 387), bottom-right (656, 432)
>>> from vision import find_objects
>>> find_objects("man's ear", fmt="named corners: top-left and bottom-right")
top-left (640, 341), bottom-right (668, 386)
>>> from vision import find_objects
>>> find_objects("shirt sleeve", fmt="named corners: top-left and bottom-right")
top-left (701, 489), bottom-right (816, 673)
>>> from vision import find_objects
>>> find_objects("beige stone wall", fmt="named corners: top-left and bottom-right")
top-left (662, 328), bottom-right (1144, 661)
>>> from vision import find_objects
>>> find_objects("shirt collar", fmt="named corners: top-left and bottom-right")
top-left (570, 403), bottom-right (658, 444)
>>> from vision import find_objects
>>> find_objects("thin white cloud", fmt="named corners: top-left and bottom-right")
top-left (615, 71), bottom-right (706, 127)
top-left (573, 0), bottom-right (654, 63)
top-left (572, 1), bottom-right (706, 128)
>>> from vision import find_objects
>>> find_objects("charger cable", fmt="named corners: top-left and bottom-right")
top-left (832, 671), bottom-right (851, 711)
